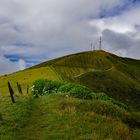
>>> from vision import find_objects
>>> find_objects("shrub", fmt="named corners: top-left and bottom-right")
top-left (43, 80), bottom-right (62, 94)
top-left (32, 79), bottom-right (47, 97)
top-left (91, 92), bottom-right (128, 110)
top-left (32, 79), bottom-right (62, 97)
top-left (58, 83), bottom-right (76, 93)
top-left (31, 79), bottom-right (128, 110)
top-left (69, 85), bottom-right (92, 99)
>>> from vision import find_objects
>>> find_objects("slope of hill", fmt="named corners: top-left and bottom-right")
top-left (32, 50), bottom-right (140, 110)
top-left (0, 50), bottom-right (140, 110)
top-left (0, 66), bottom-right (61, 94)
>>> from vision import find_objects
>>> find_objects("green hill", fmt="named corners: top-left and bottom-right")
top-left (0, 50), bottom-right (140, 110)
top-left (0, 50), bottom-right (140, 139)
top-left (32, 50), bottom-right (140, 110)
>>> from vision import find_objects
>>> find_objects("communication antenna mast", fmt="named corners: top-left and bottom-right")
top-left (93, 42), bottom-right (95, 50)
top-left (99, 36), bottom-right (102, 50)
top-left (91, 42), bottom-right (93, 51)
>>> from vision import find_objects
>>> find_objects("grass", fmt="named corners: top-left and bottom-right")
top-left (0, 50), bottom-right (140, 139)
top-left (0, 50), bottom-right (140, 111)
top-left (0, 94), bottom-right (33, 139)
top-left (0, 92), bottom-right (140, 140)
top-left (0, 66), bottom-right (61, 94)
top-left (77, 68), bottom-right (140, 110)
top-left (33, 50), bottom-right (140, 111)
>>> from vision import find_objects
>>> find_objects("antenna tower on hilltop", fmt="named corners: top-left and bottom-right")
top-left (91, 42), bottom-right (95, 51)
top-left (99, 36), bottom-right (102, 50)
top-left (91, 42), bottom-right (93, 51)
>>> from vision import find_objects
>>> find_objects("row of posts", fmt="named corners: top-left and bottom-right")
top-left (8, 82), bottom-right (29, 103)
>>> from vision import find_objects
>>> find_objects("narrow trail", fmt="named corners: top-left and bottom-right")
top-left (18, 96), bottom-right (60, 140)
top-left (74, 66), bottom-right (114, 78)
top-left (21, 98), bottom-right (46, 140)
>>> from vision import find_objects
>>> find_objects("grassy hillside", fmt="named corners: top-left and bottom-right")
top-left (0, 50), bottom-right (140, 111)
top-left (0, 57), bottom-right (140, 140)
top-left (0, 93), bottom-right (140, 140)
top-left (32, 50), bottom-right (140, 111)
top-left (0, 66), bottom-right (61, 94)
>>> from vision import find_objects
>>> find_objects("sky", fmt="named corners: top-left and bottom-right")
top-left (0, 0), bottom-right (140, 74)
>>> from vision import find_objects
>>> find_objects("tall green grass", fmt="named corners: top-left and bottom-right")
top-left (0, 93), bottom-right (140, 140)
top-left (0, 95), bottom-right (33, 139)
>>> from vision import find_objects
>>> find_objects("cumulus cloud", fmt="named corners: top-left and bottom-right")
top-left (0, 0), bottom-right (140, 74)
top-left (18, 59), bottom-right (26, 70)
top-left (89, 2), bottom-right (140, 58)
top-left (0, 56), bottom-right (26, 74)
top-left (102, 29), bottom-right (140, 57)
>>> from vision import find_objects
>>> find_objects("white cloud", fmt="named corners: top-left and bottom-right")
top-left (0, 55), bottom-right (26, 75)
top-left (0, 0), bottom-right (140, 74)
top-left (102, 29), bottom-right (140, 58)
top-left (89, 18), bottom-right (135, 33)
top-left (18, 59), bottom-right (26, 70)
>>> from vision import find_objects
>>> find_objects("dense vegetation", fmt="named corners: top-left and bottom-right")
top-left (32, 79), bottom-right (128, 110)
top-left (0, 79), bottom-right (140, 139)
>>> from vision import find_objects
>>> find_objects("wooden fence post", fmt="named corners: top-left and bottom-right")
top-left (8, 82), bottom-right (15, 103)
top-left (16, 82), bottom-right (23, 95)
top-left (19, 84), bottom-right (23, 95)
top-left (27, 85), bottom-right (29, 94)
top-left (17, 82), bottom-right (21, 95)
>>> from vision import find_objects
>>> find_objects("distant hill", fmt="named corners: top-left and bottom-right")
top-left (0, 50), bottom-right (140, 110)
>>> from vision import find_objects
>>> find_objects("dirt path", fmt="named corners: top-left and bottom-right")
top-left (20, 98), bottom-right (46, 140)
top-left (74, 66), bottom-right (114, 78)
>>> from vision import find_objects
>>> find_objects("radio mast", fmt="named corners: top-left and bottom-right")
top-left (99, 36), bottom-right (102, 50)
top-left (91, 42), bottom-right (93, 51)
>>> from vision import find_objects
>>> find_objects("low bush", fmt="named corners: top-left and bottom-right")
top-left (32, 79), bottom-right (47, 97)
top-left (91, 92), bottom-right (128, 110)
top-left (31, 79), bottom-right (128, 110)
top-left (32, 79), bottom-right (62, 97)
top-left (58, 83), bottom-right (76, 93)
top-left (69, 85), bottom-right (92, 99)
top-left (43, 80), bottom-right (62, 94)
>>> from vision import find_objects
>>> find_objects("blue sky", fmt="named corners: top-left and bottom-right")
top-left (100, 0), bottom-right (140, 18)
top-left (0, 0), bottom-right (140, 74)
